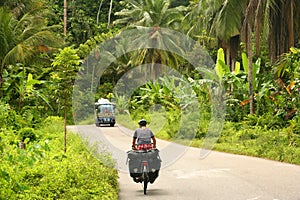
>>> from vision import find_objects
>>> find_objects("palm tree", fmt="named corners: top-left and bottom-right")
top-left (114, 0), bottom-right (184, 29)
top-left (184, 0), bottom-right (247, 70)
top-left (213, 0), bottom-right (274, 114)
top-left (0, 3), bottom-right (62, 90)
top-left (268, 0), bottom-right (300, 62)
top-left (241, 0), bottom-right (256, 114)
top-left (185, 0), bottom-right (286, 66)
top-left (186, 0), bottom-right (284, 114)
top-left (113, 0), bottom-right (185, 78)
top-left (2, 0), bottom-right (39, 18)
top-left (240, 0), bottom-right (300, 113)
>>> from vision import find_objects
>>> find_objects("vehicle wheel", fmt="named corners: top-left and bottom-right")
top-left (143, 172), bottom-right (148, 195)
top-left (110, 123), bottom-right (115, 127)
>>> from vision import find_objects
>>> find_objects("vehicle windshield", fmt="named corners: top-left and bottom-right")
top-left (98, 104), bottom-right (114, 113)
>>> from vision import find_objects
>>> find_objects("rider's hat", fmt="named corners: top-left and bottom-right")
top-left (138, 119), bottom-right (147, 126)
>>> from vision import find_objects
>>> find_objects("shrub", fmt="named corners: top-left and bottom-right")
top-left (0, 101), bottom-right (23, 130)
top-left (244, 113), bottom-right (286, 129)
top-left (18, 128), bottom-right (37, 142)
top-left (0, 102), bottom-right (10, 129)
top-left (0, 117), bottom-right (119, 200)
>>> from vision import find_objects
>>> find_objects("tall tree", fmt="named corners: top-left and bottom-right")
top-left (268, 0), bottom-right (300, 62)
top-left (114, 0), bottom-right (184, 29)
top-left (241, 0), bottom-right (256, 114)
top-left (186, 0), bottom-right (300, 66)
top-left (47, 0), bottom-right (122, 45)
top-left (186, 0), bottom-right (300, 115)
top-left (113, 0), bottom-right (185, 78)
top-left (51, 47), bottom-right (81, 153)
top-left (184, 0), bottom-right (248, 71)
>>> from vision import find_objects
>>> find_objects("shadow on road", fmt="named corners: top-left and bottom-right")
top-left (134, 188), bottom-right (170, 197)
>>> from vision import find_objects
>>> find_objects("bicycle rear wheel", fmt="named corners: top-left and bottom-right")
top-left (143, 172), bottom-right (148, 195)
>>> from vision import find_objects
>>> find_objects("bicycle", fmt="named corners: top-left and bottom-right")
top-left (127, 148), bottom-right (161, 195)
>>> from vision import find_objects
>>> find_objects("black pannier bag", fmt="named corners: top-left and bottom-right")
top-left (127, 149), bottom-right (161, 181)
top-left (145, 149), bottom-right (161, 172)
top-left (127, 150), bottom-right (143, 177)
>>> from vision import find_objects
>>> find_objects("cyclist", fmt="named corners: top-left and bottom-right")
top-left (130, 119), bottom-right (159, 184)
top-left (132, 119), bottom-right (156, 150)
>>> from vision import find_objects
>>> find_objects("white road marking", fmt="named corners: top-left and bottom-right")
top-left (246, 196), bottom-right (261, 200)
top-left (173, 168), bottom-right (231, 179)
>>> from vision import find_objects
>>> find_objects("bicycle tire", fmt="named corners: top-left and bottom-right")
top-left (143, 172), bottom-right (148, 195)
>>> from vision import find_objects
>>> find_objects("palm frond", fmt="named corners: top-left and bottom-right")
top-left (213, 0), bottom-right (247, 40)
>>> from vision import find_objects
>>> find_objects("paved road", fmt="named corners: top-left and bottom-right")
top-left (68, 125), bottom-right (300, 200)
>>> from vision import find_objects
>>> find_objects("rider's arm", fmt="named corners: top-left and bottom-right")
top-left (152, 136), bottom-right (156, 149)
top-left (132, 137), bottom-right (137, 150)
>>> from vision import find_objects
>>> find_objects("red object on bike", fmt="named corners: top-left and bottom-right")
top-left (142, 161), bottom-right (148, 166)
top-left (136, 144), bottom-right (153, 150)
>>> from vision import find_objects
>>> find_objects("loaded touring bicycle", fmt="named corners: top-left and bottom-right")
top-left (127, 148), bottom-right (161, 195)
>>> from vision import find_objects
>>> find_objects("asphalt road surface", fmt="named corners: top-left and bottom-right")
top-left (68, 125), bottom-right (300, 200)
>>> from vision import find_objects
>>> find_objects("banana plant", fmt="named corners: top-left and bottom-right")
top-left (25, 73), bottom-right (52, 109)
top-left (215, 47), bottom-right (265, 120)
top-left (242, 52), bottom-right (261, 91)
top-left (2, 68), bottom-right (51, 111)
top-left (215, 48), bottom-right (261, 99)
top-left (137, 80), bottom-right (181, 111)
top-left (215, 48), bottom-right (230, 81)
top-left (215, 48), bottom-right (246, 94)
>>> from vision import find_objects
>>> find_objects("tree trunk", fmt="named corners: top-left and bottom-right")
top-left (97, 0), bottom-right (104, 25)
top-left (64, 97), bottom-right (67, 153)
top-left (19, 141), bottom-right (26, 149)
top-left (107, 0), bottom-right (113, 28)
top-left (254, 0), bottom-right (263, 56)
top-left (269, 3), bottom-right (279, 63)
top-left (269, 0), bottom-right (291, 61)
top-left (247, 23), bottom-right (254, 114)
top-left (288, 0), bottom-right (294, 48)
top-left (64, 0), bottom-right (67, 35)
top-left (225, 44), bottom-right (230, 68)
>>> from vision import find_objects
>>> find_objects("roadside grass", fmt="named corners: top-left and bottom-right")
top-left (76, 114), bottom-right (95, 125)
top-left (0, 116), bottom-right (119, 199)
top-left (117, 113), bottom-right (300, 165)
top-left (213, 122), bottom-right (300, 165)
top-left (115, 113), bottom-right (137, 130)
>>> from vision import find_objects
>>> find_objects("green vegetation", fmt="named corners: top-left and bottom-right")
top-left (0, 115), bottom-right (118, 199)
top-left (118, 111), bottom-right (300, 164)
top-left (214, 120), bottom-right (300, 164)
top-left (115, 45), bottom-right (299, 164)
